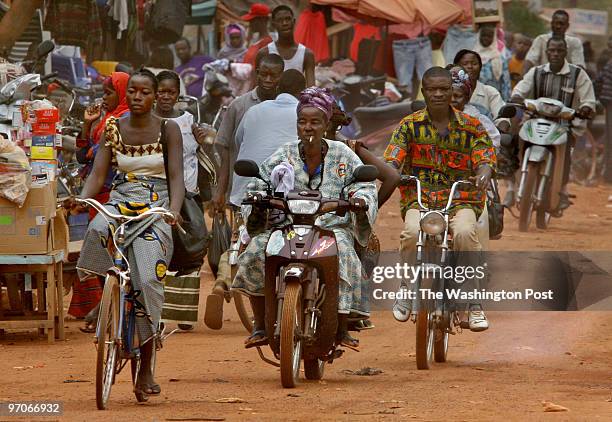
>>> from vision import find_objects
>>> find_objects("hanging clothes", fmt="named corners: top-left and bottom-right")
top-left (350, 23), bottom-right (380, 62)
top-left (108, 0), bottom-right (129, 39)
top-left (45, 0), bottom-right (103, 53)
top-left (294, 9), bottom-right (330, 63)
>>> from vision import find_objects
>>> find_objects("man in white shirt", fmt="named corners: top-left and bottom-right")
top-left (512, 37), bottom-right (596, 210)
top-left (523, 9), bottom-right (585, 73)
top-left (230, 69), bottom-right (306, 206)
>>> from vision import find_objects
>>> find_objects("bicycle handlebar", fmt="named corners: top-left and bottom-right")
top-left (75, 198), bottom-right (185, 234)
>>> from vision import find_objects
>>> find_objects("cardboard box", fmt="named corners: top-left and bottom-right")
top-left (31, 160), bottom-right (57, 184)
top-left (52, 211), bottom-right (70, 259)
top-left (0, 182), bottom-right (57, 254)
top-left (31, 121), bottom-right (57, 135)
top-left (34, 108), bottom-right (60, 123)
top-left (30, 146), bottom-right (56, 160)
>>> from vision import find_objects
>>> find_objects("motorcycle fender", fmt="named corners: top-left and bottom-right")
top-left (526, 145), bottom-right (549, 163)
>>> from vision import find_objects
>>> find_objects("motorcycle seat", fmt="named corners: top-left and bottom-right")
top-left (353, 101), bottom-right (413, 122)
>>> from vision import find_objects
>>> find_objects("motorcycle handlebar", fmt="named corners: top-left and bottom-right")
top-left (399, 176), bottom-right (474, 212)
top-left (40, 72), bottom-right (59, 82)
top-left (243, 194), bottom-right (367, 214)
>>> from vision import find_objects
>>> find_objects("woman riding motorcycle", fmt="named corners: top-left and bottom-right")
top-left (232, 87), bottom-right (378, 349)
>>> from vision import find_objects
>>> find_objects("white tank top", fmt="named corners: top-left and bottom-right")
top-left (267, 42), bottom-right (306, 72)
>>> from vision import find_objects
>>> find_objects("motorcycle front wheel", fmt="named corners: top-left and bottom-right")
top-left (280, 282), bottom-right (303, 388)
top-left (415, 296), bottom-right (435, 370)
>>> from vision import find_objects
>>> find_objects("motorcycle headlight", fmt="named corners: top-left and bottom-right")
top-left (558, 109), bottom-right (575, 120)
top-left (420, 212), bottom-right (447, 235)
top-left (287, 199), bottom-right (319, 215)
top-left (537, 102), bottom-right (562, 117)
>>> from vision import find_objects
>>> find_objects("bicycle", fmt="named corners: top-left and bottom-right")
top-left (75, 198), bottom-right (179, 409)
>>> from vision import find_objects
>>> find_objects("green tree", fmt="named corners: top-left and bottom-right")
top-left (504, 1), bottom-right (548, 38)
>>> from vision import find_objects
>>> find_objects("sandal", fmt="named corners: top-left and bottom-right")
top-left (134, 381), bottom-right (160, 396)
top-left (79, 321), bottom-right (96, 334)
top-left (244, 329), bottom-right (268, 349)
top-left (339, 333), bottom-right (360, 352)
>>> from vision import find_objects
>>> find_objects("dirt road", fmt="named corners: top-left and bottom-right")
top-left (1, 183), bottom-right (612, 421)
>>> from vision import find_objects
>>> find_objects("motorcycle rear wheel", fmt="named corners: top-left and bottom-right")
top-left (280, 282), bottom-right (303, 388)
top-left (433, 328), bottom-right (449, 363)
top-left (519, 163), bottom-right (539, 232)
top-left (415, 299), bottom-right (435, 370)
top-left (304, 358), bottom-right (325, 380)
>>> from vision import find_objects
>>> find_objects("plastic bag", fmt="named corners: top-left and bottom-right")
top-left (207, 212), bottom-right (231, 277)
top-left (0, 138), bottom-right (31, 206)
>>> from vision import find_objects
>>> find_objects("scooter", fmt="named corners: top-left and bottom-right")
top-left (234, 159), bottom-right (378, 388)
top-left (501, 98), bottom-right (589, 231)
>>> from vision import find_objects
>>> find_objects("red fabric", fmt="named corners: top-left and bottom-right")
top-left (294, 10), bottom-right (329, 63)
top-left (89, 191), bottom-right (110, 221)
top-left (92, 72), bottom-right (130, 145)
top-left (243, 35), bottom-right (273, 66)
top-left (350, 23), bottom-right (381, 62)
top-left (68, 275), bottom-right (102, 318)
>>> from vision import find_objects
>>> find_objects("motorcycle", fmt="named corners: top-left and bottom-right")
top-left (234, 159), bottom-right (378, 388)
top-left (330, 74), bottom-right (413, 138)
top-left (399, 175), bottom-right (483, 369)
top-left (501, 98), bottom-right (589, 231)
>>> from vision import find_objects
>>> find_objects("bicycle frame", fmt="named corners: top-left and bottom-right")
top-left (78, 198), bottom-right (176, 363)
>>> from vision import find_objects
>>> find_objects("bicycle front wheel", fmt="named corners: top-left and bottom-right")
top-left (96, 273), bottom-right (120, 410)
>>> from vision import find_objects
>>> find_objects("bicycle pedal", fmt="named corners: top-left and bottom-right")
top-left (459, 320), bottom-right (470, 330)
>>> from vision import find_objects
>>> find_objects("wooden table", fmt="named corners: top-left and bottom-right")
top-left (0, 250), bottom-right (65, 342)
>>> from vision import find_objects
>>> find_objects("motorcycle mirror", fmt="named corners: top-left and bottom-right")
top-left (234, 159), bottom-right (261, 178)
top-left (498, 105), bottom-right (517, 119)
top-left (352, 165), bottom-right (379, 183)
top-left (35, 40), bottom-right (55, 59)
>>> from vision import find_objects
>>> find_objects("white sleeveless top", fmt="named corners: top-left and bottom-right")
top-left (167, 112), bottom-right (198, 193)
top-left (267, 42), bottom-right (306, 72)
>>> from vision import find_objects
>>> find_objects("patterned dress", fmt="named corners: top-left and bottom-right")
top-left (232, 140), bottom-right (378, 316)
top-left (384, 108), bottom-right (496, 219)
top-left (77, 117), bottom-right (173, 345)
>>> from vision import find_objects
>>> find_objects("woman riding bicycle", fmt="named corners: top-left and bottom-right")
top-left (72, 68), bottom-right (184, 397)
top-left (232, 87), bottom-right (378, 350)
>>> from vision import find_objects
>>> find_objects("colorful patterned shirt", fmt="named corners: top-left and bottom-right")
top-left (383, 108), bottom-right (496, 218)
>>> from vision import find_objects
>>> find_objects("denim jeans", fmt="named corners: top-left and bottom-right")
top-left (442, 24), bottom-right (477, 64)
top-left (392, 37), bottom-right (432, 93)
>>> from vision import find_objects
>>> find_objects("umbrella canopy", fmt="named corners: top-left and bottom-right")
top-left (311, 0), bottom-right (464, 26)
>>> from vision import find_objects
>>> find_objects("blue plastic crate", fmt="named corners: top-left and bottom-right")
top-left (68, 212), bottom-right (89, 241)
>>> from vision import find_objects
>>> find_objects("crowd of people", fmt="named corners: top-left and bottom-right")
top-left (63, 3), bottom-right (611, 397)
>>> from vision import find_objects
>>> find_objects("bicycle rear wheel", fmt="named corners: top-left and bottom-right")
top-left (96, 273), bottom-right (120, 410)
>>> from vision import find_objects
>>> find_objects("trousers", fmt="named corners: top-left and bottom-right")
top-left (392, 37), bottom-right (432, 92)
top-left (399, 208), bottom-right (487, 297)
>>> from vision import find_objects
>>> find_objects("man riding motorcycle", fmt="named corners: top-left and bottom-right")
top-left (383, 66), bottom-right (497, 332)
top-left (511, 36), bottom-right (596, 210)
top-left (232, 87), bottom-right (378, 349)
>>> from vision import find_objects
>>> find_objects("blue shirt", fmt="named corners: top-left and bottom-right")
top-left (230, 93), bottom-right (298, 206)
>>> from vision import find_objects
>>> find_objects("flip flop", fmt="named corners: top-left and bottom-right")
top-left (204, 294), bottom-right (224, 330)
top-left (339, 333), bottom-right (360, 352)
top-left (244, 329), bottom-right (268, 349)
top-left (79, 322), bottom-right (96, 334)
